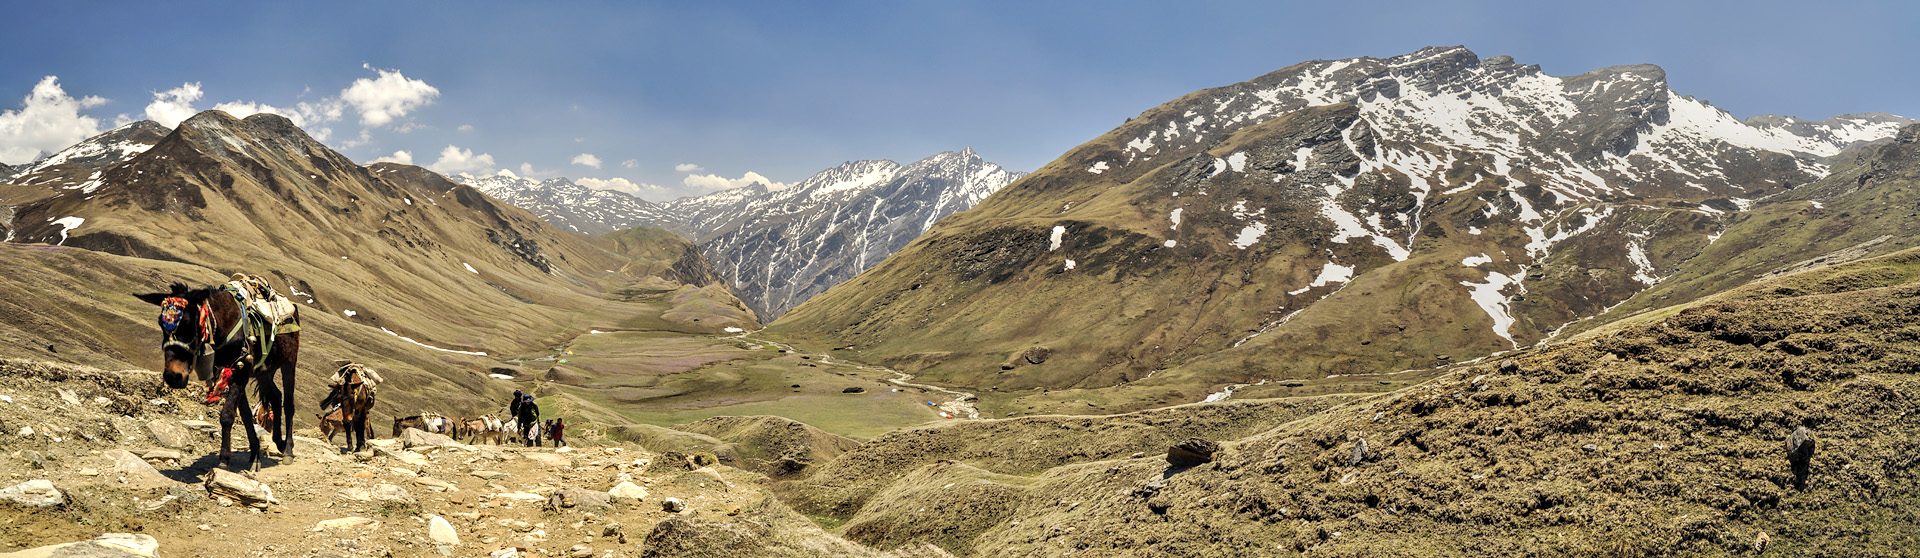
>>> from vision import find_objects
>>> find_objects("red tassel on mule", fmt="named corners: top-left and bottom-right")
top-left (205, 367), bottom-right (233, 405)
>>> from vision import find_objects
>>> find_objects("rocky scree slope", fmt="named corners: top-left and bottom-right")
top-left (769, 46), bottom-right (1912, 410)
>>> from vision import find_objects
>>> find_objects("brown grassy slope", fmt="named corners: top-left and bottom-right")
top-left (673, 416), bottom-right (862, 477)
top-left (0, 241), bottom-right (524, 421)
top-left (0, 110), bottom-right (754, 422)
top-left (780, 395), bottom-right (1358, 519)
top-left (805, 247), bottom-right (1920, 557)
top-left (9, 111), bottom-right (753, 357)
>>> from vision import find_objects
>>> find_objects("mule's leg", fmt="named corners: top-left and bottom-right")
top-left (233, 383), bottom-right (263, 472)
top-left (218, 392), bottom-right (238, 467)
top-left (257, 379), bottom-right (286, 459)
top-left (279, 344), bottom-right (297, 460)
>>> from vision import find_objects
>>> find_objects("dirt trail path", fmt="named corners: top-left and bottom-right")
top-left (0, 358), bottom-right (854, 558)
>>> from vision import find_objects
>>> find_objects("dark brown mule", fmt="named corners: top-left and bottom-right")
top-left (319, 364), bottom-right (376, 452)
top-left (136, 282), bottom-right (299, 470)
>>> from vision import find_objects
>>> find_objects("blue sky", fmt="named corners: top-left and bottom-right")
top-left (1, 1), bottom-right (1914, 201)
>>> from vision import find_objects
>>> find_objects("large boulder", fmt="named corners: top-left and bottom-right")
top-left (314, 517), bottom-right (381, 531)
top-left (0, 479), bottom-right (64, 509)
top-left (1166, 438), bottom-right (1219, 468)
top-left (338, 483), bottom-right (415, 505)
top-left (428, 515), bottom-right (461, 546)
top-left (204, 469), bottom-right (277, 508)
top-left (373, 445), bottom-right (430, 467)
top-left (608, 481), bottom-right (649, 503)
top-left (0, 533), bottom-right (158, 557)
top-left (145, 419), bottom-right (197, 449)
top-left (401, 427), bottom-right (459, 449)
top-left (106, 449), bottom-right (177, 488)
top-left (549, 487), bottom-right (613, 512)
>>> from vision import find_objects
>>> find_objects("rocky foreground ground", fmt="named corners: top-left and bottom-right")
top-left (0, 359), bottom-right (940, 558)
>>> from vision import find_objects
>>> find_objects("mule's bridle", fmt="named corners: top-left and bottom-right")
top-left (158, 296), bottom-right (213, 359)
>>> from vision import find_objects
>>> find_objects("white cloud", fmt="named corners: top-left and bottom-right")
top-left (428, 144), bottom-right (495, 175)
top-left (571, 153), bottom-right (603, 169)
top-left (0, 76), bottom-right (107, 164)
top-left (683, 171), bottom-right (786, 191)
top-left (577, 177), bottom-right (663, 196)
top-left (341, 64), bottom-right (439, 128)
top-left (674, 162), bottom-right (704, 173)
top-left (621, 159), bottom-right (638, 169)
top-left (519, 162), bottom-right (537, 177)
top-left (370, 150), bottom-right (413, 165)
top-left (457, 124), bottom-right (474, 133)
top-left (144, 82), bottom-right (202, 127)
top-left (297, 98), bottom-right (345, 123)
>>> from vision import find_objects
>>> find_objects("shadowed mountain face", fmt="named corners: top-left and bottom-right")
top-left (768, 46), bottom-right (1913, 409)
top-left (0, 109), bottom-right (755, 418)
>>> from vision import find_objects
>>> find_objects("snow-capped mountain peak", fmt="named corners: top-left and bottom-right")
top-left (455, 172), bottom-right (671, 235)
top-left (6, 121), bottom-right (170, 193)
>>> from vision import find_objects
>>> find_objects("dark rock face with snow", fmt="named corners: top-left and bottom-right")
top-left (771, 46), bottom-right (1914, 397)
top-left (458, 173), bottom-right (676, 235)
top-left (668, 150), bottom-right (1023, 318)
top-left (3, 121), bottom-right (170, 198)
top-left (1, 121), bottom-right (171, 243)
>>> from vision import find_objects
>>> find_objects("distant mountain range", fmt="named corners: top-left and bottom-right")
top-left (458, 173), bottom-right (678, 235)
top-left (458, 148), bottom-right (1023, 318)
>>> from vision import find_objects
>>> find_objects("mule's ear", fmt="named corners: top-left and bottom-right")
top-left (133, 292), bottom-right (170, 306)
